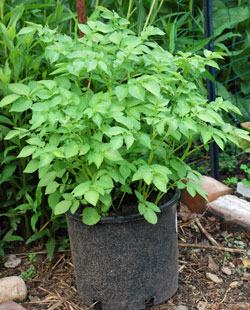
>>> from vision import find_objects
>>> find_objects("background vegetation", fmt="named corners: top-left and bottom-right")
top-left (0, 0), bottom-right (249, 257)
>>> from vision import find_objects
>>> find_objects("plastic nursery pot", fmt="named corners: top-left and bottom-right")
top-left (66, 190), bottom-right (180, 310)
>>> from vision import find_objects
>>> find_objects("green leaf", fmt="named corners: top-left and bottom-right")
top-left (46, 237), bottom-right (55, 261)
top-left (132, 167), bottom-right (146, 182)
top-left (10, 99), bottom-right (32, 112)
top-left (82, 207), bottom-right (101, 226)
top-left (104, 126), bottom-right (124, 136)
top-left (17, 146), bottom-right (36, 158)
top-left (115, 85), bottom-right (128, 101)
top-left (114, 115), bottom-right (134, 129)
top-left (109, 31), bottom-right (122, 45)
top-left (27, 137), bottom-right (45, 147)
top-left (104, 150), bottom-right (123, 161)
top-left (24, 159), bottom-right (39, 173)
top-left (143, 81), bottom-right (160, 97)
top-left (64, 143), bottom-right (79, 158)
top-left (72, 182), bottom-right (91, 197)
top-left (26, 229), bottom-right (48, 244)
top-left (153, 175), bottom-right (166, 192)
top-left (54, 200), bottom-right (72, 215)
top-left (0, 94), bottom-right (20, 107)
top-left (144, 209), bottom-right (157, 224)
top-left (143, 171), bottom-right (153, 185)
top-left (79, 144), bottom-right (90, 155)
top-left (119, 165), bottom-right (131, 179)
top-left (87, 60), bottom-right (97, 72)
top-left (213, 135), bottom-right (224, 150)
top-left (124, 135), bottom-right (134, 149)
top-left (146, 202), bottom-right (161, 213)
top-left (38, 153), bottom-right (54, 168)
top-left (84, 190), bottom-right (99, 206)
top-left (31, 211), bottom-right (41, 232)
top-left (128, 83), bottom-right (145, 100)
top-left (198, 112), bottom-right (216, 124)
top-left (18, 26), bottom-right (36, 35)
top-left (45, 181), bottom-right (60, 195)
top-left (138, 203), bottom-right (147, 215)
top-left (8, 83), bottom-right (30, 96)
top-left (70, 200), bottom-right (80, 214)
top-left (170, 159), bottom-right (186, 178)
top-left (169, 19), bottom-right (177, 53)
top-left (138, 133), bottom-right (151, 148)
top-left (4, 129), bottom-right (20, 140)
top-left (78, 24), bottom-right (91, 36)
top-left (186, 183), bottom-right (196, 197)
top-left (201, 128), bottom-right (212, 144)
top-left (48, 191), bottom-right (61, 209)
top-left (0, 115), bottom-right (13, 125)
top-left (110, 136), bottom-right (123, 149)
top-left (88, 152), bottom-right (104, 168)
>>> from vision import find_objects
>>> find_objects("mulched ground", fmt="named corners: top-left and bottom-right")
top-left (1, 211), bottom-right (249, 310)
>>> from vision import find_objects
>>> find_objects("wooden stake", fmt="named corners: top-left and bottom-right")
top-left (76, 0), bottom-right (87, 37)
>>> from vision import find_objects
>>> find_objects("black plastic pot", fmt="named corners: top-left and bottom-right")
top-left (66, 190), bottom-right (180, 310)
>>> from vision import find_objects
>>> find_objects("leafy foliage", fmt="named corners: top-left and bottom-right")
top-left (0, 0), bottom-right (76, 257)
top-left (3, 8), bottom-right (249, 226)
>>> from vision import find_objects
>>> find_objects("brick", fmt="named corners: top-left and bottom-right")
top-left (237, 182), bottom-right (250, 199)
top-left (207, 195), bottom-right (250, 229)
top-left (180, 176), bottom-right (232, 214)
top-left (0, 301), bottom-right (26, 310)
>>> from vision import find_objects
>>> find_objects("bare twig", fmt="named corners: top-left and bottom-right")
top-left (51, 254), bottom-right (65, 271)
top-left (218, 287), bottom-right (231, 305)
top-left (178, 242), bottom-right (246, 254)
top-left (195, 217), bottom-right (220, 247)
top-left (88, 301), bottom-right (100, 309)
top-left (47, 291), bottom-right (77, 310)
top-left (178, 265), bottom-right (186, 272)
top-left (16, 249), bottom-right (71, 256)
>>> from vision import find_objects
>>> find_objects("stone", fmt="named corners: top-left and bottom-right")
top-left (206, 272), bottom-right (223, 284)
top-left (180, 176), bottom-right (232, 213)
top-left (237, 182), bottom-right (250, 199)
top-left (229, 281), bottom-right (240, 288)
top-left (221, 266), bottom-right (232, 276)
top-left (4, 255), bottom-right (21, 269)
top-left (0, 277), bottom-right (27, 304)
top-left (175, 306), bottom-right (188, 310)
top-left (178, 203), bottom-right (192, 222)
top-left (207, 195), bottom-right (250, 229)
top-left (197, 301), bottom-right (208, 310)
top-left (242, 258), bottom-right (250, 268)
top-left (0, 301), bottom-right (26, 310)
top-left (242, 272), bottom-right (250, 281)
top-left (208, 256), bottom-right (219, 272)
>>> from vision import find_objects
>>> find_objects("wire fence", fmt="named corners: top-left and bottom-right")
top-left (166, 0), bottom-right (250, 178)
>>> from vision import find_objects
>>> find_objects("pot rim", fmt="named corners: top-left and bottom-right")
top-left (66, 189), bottom-right (180, 224)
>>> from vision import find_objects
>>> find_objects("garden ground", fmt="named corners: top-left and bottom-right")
top-left (1, 211), bottom-right (249, 310)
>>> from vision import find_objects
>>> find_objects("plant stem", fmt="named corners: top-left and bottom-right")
top-left (186, 140), bottom-right (211, 157)
top-left (181, 137), bottom-right (193, 161)
top-left (117, 191), bottom-right (126, 209)
top-left (154, 191), bottom-right (164, 205)
top-left (127, 0), bottom-right (134, 20)
top-left (143, 0), bottom-right (157, 31)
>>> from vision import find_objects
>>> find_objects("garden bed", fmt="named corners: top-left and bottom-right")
top-left (1, 214), bottom-right (249, 310)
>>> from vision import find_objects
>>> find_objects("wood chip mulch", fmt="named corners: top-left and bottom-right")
top-left (1, 213), bottom-right (249, 310)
